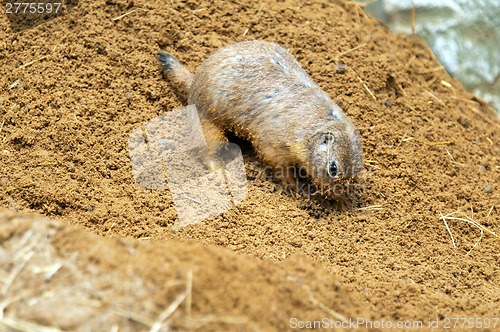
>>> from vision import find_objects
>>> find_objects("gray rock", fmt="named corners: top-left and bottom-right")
top-left (361, 0), bottom-right (500, 117)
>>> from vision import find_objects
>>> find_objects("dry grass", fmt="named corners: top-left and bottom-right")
top-left (444, 148), bottom-right (465, 167)
top-left (355, 204), bottom-right (383, 211)
top-left (439, 211), bottom-right (500, 255)
top-left (113, 8), bottom-right (139, 21)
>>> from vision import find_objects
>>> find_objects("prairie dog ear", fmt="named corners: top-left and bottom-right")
top-left (327, 105), bottom-right (344, 120)
top-left (321, 131), bottom-right (343, 145)
top-left (321, 133), bottom-right (333, 145)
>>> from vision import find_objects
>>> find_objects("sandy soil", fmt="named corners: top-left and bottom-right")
top-left (1, 0), bottom-right (499, 331)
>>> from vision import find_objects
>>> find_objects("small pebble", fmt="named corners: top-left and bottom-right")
top-left (335, 64), bottom-right (347, 74)
top-left (484, 184), bottom-right (492, 194)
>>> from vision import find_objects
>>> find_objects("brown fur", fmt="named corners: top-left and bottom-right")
top-left (158, 40), bottom-right (363, 186)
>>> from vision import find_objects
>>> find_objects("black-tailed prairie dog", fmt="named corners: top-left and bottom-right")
top-left (158, 40), bottom-right (363, 188)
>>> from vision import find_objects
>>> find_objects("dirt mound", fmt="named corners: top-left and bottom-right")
top-left (1, 209), bottom-right (373, 331)
top-left (1, 0), bottom-right (499, 330)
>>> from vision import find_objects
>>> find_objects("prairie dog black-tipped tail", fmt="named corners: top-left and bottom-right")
top-left (158, 51), bottom-right (194, 99)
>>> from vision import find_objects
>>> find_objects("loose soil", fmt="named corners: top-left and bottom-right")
top-left (0, 0), bottom-right (499, 331)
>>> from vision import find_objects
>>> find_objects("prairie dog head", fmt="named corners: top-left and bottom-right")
top-left (306, 121), bottom-right (363, 184)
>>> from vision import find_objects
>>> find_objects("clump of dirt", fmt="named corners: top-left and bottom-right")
top-left (0, 0), bottom-right (499, 329)
top-left (1, 209), bottom-right (373, 331)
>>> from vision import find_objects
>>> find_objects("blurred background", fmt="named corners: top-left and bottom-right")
top-left (359, 0), bottom-right (500, 117)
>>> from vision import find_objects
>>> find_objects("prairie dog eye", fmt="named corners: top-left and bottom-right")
top-left (328, 160), bottom-right (338, 178)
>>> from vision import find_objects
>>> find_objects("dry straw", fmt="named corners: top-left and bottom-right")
top-left (439, 210), bottom-right (499, 255)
